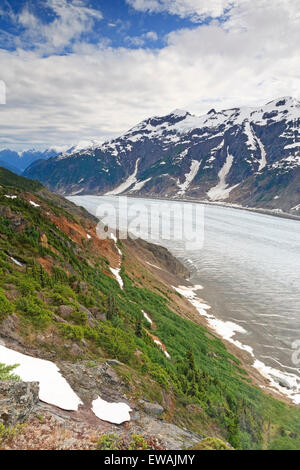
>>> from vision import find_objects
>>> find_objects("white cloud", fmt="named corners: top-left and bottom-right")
top-left (12, 0), bottom-right (103, 54)
top-left (0, 0), bottom-right (299, 149)
top-left (125, 30), bottom-right (159, 46)
top-left (126, 0), bottom-right (234, 21)
top-left (145, 31), bottom-right (158, 41)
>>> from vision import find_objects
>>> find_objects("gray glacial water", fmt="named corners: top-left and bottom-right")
top-left (69, 195), bottom-right (300, 401)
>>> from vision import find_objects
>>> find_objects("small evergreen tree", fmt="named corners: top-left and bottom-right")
top-left (135, 317), bottom-right (143, 338)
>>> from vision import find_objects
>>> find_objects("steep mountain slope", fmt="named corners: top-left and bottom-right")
top-left (1, 168), bottom-right (300, 450)
top-left (25, 97), bottom-right (300, 213)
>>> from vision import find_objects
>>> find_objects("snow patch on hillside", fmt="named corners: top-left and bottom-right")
top-left (92, 397), bottom-right (132, 424)
top-left (109, 267), bottom-right (123, 289)
top-left (0, 345), bottom-right (82, 411)
top-left (207, 149), bottom-right (239, 201)
top-left (29, 200), bottom-right (40, 208)
top-left (285, 142), bottom-right (300, 149)
top-left (10, 256), bottom-right (24, 267)
top-left (130, 177), bottom-right (152, 192)
top-left (142, 310), bottom-right (152, 325)
top-left (177, 160), bottom-right (200, 195)
top-left (255, 134), bottom-right (267, 171)
top-left (106, 159), bottom-right (140, 195)
top-left (244, 121), bottom-right (257, 150)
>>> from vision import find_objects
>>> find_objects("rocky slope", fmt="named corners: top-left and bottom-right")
top-left (1, 168), bottom-right (300, 450)
top-left (24, 97), bottom-right (300, 214)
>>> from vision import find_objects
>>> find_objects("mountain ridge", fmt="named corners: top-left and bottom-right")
top-left (24, 96), bottom-right (300, 214)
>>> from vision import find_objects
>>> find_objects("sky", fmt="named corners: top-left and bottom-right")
top-left (0, 0), bottom-right (299, 151)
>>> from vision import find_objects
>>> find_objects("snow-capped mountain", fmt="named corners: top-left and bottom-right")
top-left (0, 148), bottom-right (61, 174)
top-left (24, 97), bottom-right (300, 213)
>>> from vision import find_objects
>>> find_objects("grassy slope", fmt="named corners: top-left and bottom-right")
top-left (0, 166), bottom-right (300, 450)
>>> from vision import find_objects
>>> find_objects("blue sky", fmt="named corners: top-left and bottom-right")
top-left (0, 0), bottom-right (220, 53)
top-left (0, 0), bottom-right (299, 150)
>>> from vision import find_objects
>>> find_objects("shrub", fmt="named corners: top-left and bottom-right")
top-left (0, 422), bottom-right (23, 445)
top-left (128, 434), bottom-right (150, 450)
top-left (16, 296), bottom-right (52, 327)
top-left (0, 363), bottom-right (19, 381)
top-left (97, 433), bottom-right (122, 450)
top-left (190, 437), bottom-right (232, 450)
top-left (0, 289), bottom-right (13, 321)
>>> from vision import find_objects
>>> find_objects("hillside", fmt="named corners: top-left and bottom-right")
top-left (24, 97), bottom-right (300, 215)
top-left (0, 167), bottom-right (300, 450)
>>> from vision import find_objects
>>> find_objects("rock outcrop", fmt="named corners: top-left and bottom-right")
top-left (0, 381), bottom-right (39, 426)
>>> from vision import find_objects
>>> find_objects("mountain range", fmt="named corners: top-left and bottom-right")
top-left (0, 148), bottom-right (61, 175)
top-left (23, 96), bottom-right (300, 214)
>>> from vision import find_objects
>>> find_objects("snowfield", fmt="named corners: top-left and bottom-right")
top-left (92, 397), bottom-right (132, 424)
top-left (0, 345), bottom-right (82, 411)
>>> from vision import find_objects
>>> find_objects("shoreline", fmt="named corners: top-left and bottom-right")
top-left (172, 283), bottom-right (300, 406)
top-left (124, 193), bottom-right (300, 222)
top-left (69, 192), bottom-right (300, 222)
top-left (68, 194), bottom-right (300, 406)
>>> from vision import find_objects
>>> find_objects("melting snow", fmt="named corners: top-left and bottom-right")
top-left (153, 339), bottom-right (171, 359)
top-left (173, 284), bottom-right (300, 404)
top-left (255, 134), bottom-right (267, 171)
top-left (130, 177), bottom-right (152, 192)
top-left (284, 142), bottom-right (300, 149)
top-left (92, 397), bottom-right (132, 424)
top-left (110, 232), bottom-right (117, 243)
top-left (142, 310), bottom-right (152, 325)
top-left (10, 256), bottom-right (24, 267)
top-left (177, 160), bottom-right (200, 195)
top-left (106, 159), bottom-right (140, 195)
top-left (0, 345), bottom-right (82, 411)
top-left (29, 200), bottom-right (40, 208)
top-left (110, 267), bottom-right (123, 289)
top-left (244, 121), bottom-right (257, 150)
top-left (146, 262), bottom-right (163, 270)
top-left (207, 148), bottom-right (239, 201)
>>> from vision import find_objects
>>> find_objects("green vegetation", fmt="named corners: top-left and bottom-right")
top-left (0, 174), bottom-right (300, 450)
top-left (0, 167), bottom-right (43, 193)
top-left (0, 422), bottom-right (24, 446)
top-left (0, 364), bottom-right (19, 381)
top-left (97, 433), bottom-right (150, 451)
top-left (190, 437), bottom-right (232, 451)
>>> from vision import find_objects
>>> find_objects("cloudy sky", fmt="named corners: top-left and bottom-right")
top-left (0, 0), bottom-right (299, 150)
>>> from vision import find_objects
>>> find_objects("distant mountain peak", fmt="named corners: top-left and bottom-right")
top-left (170, 109), bottom-right (190, 118)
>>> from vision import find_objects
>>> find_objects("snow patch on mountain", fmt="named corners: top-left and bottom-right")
top-left (130, 177), bottom-right (152, 192)
top-left (92, 397), bottom-right (132, 424)
top-left (207, 149), bottom-right (239, 201)
top-left (110, 267), bottom-right (124, 289)
top-left (177, 160), bottom-right (200, 195)
top-left (0, 344), bottom-right (82, 411)
top-left (106, 159), bottom-right (140, 195)
top-left (244, 121), bottom-right (257, 151)
top-left (284, 142), bottom-right (300, 149)
top-left (256, 134), bottom-right (267, 171)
